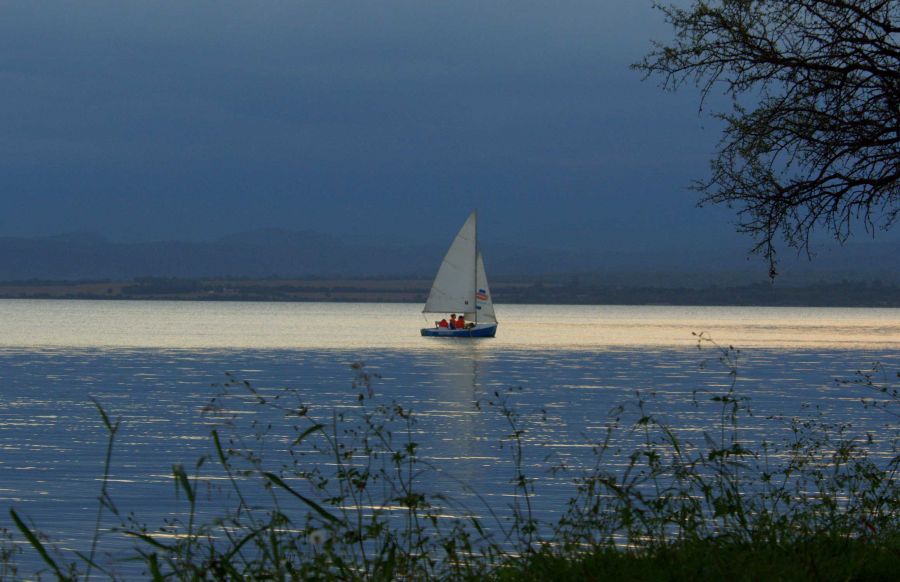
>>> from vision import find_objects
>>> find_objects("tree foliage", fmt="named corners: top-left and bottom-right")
top-left (637, 0), bottom-right (900, 276)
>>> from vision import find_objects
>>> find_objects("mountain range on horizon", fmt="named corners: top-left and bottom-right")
top-left (0, 229), bottom-right (897, 287)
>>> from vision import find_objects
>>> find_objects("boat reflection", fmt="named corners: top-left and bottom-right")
top-left (419, 343), bottom-right (499, 499)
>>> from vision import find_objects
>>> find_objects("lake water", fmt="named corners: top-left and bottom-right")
top-left (1, 300), bottom-right (899, 575)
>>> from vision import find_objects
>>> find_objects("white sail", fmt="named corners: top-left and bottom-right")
top-left (423, 211), bottom-right (477, 314)
top-left (473, 251), bottom-right (496, 323)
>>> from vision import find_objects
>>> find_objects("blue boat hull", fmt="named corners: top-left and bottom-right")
top-left (421, 323), bottom-right (498, 338)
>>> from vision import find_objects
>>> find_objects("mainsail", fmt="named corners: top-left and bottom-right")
top-left (423, 211), bottom-right (478, 315)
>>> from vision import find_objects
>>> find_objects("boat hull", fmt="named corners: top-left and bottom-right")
top-left (421, 323), bottom-right (497, 338)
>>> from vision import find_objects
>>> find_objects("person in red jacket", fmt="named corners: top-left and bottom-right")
top-left (438, 318), bottom-right (449, 328)
top-left (449, 314), bottom-right (458, 329)
top-left (456, 314), bottom-right (466, 329)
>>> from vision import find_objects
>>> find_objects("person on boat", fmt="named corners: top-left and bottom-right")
top-left (449, 314), bottom-right (458, 329)
top-left (456, 314), bottom-right (466, 329)
top-left (438, 318), bottom-right (449, 328)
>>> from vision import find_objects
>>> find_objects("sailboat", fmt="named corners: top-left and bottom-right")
top-left (421, 211), bottom-right (498, 338)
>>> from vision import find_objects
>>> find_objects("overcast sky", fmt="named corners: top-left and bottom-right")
top-left (1, 1), bottom-right (790, 259)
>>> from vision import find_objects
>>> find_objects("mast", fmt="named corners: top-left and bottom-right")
top-left (473, 209), bottom-right (478, 324)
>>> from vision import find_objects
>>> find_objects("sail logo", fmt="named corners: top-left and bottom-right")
top-left (476, 289), bottom-right (488, 301)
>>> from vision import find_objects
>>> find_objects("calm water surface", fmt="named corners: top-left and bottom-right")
top-left (1, 300), bottom-right (898, 573)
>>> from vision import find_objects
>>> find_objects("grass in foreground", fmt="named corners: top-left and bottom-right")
top-left (499, 536), bottom-right (900, 581)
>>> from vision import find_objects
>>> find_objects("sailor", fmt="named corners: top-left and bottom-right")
top-left (449, 314), bottom-right (458, 329)
top-left (438, 318), bottom-right (449, 328)
top-left (457, 314), bottom-right (466, 328)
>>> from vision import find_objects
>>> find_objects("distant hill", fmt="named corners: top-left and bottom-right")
top-left (0, 229), bottom-right (897, 285)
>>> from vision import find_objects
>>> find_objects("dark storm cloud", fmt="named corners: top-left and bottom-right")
top-left (0, 1), bottom-right (737, 252)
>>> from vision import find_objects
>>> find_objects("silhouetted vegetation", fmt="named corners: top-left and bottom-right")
top-left (638, 1), bottom-right (900, 276)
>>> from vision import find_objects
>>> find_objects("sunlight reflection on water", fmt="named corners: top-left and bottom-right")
top-left (2, 299), bottom-right (900, 349)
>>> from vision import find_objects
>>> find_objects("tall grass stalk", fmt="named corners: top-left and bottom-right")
top-left (85, 397), bottom-right (120, 580)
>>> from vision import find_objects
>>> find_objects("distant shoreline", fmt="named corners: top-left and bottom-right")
top-left (1, 277), bottom-right (899, 308)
